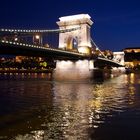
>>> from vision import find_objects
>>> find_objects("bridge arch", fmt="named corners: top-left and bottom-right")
top-left (66, 36), bottom-right (78, 51)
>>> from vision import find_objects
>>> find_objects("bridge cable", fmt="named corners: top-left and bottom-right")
top-left (90, 38), bottom-right (107, 58)
top-left (0, 27), bottom-right (81, 34)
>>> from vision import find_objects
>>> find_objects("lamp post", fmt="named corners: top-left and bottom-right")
top-left (33, 34), bottom-right (42, 45)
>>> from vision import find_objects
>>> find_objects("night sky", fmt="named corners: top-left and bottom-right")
top-left (0, 0), bottom-right (140, 51)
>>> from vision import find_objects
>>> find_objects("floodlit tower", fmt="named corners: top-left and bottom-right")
top-left (57, 14), bottom-right (93, 55)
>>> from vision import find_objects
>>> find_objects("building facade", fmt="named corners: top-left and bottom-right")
top-left (124, 47), bottom-right (140, 68)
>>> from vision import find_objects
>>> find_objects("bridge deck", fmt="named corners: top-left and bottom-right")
top-left (0, 40), bottom-right (123, 67)
top-left (0, 40), bottom-right (89, 60)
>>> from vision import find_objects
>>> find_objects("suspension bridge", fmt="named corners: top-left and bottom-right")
top-left (0, 14), bottom-right (123, 68)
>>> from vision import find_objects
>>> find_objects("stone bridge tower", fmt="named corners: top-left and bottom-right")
top-left (57, 14), bottom-right (93, 55)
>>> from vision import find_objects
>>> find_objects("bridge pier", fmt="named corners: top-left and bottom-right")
top-left (53, 60), bottom-right (94, 81)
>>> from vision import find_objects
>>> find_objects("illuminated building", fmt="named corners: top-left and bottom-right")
top-left (124, 47), bottom-right (140, 68)
top-left (113, 51), bottom-right (124, 65)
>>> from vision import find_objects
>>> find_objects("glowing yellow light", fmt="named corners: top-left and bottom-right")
top-left (35, 35), bottom-right (40, 39)
top-left (78, 47), bottom-right (90, 54)
top-left (130, 73), bottom-right (135, 84)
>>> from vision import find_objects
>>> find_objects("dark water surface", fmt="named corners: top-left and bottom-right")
top-left (0, 72), bottom-right (140, 140)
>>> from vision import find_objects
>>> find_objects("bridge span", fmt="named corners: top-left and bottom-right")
top-left (0, 13), bottom-right (124, 81)
top-left (0, 40), bottom-right (90, 60)
top-left (0, 39), bottom-right (122, 67)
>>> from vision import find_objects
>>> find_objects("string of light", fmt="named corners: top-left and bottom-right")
top-left (0, 27), bottom-right (81, 33)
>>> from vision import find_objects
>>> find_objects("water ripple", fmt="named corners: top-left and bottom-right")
top-left (0, 73), bottom-right (140, 139)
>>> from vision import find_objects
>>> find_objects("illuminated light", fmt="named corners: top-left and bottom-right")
top-left (93, 125), bottom-right (99, 128)
top-left (78, 46), bottom-right (90, 54)
top-left (2, 40), bottom-right (5, 43)
top-left (89, 60), bottom-right (94, 69)
top-left (6, 41), bottom-right (9, 43)
top-left (14, 38), bottom-right (18, 41)
top-left (57, 60), bottom-right (73, 69)
top-left (35, 35), bottom-right (40, 39)
top-left (20, 43), bottom-right (22, 45)
top-left (129, 86), bottom-right (135, 95)
top-left (54, 59), bottom-right (94, 81)
top-left (130, 73), bottom-right (135, 84)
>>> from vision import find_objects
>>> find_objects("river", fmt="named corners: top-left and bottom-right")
top-left (0, 71), bottom-right (140, 140)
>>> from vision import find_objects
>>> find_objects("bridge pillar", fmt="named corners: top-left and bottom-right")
top-left (57, 14), bottom-right (93, 55)
top-left (53, 60), bottom-right (94, 81)
top-left (53, 14), bottom-right (94, 81)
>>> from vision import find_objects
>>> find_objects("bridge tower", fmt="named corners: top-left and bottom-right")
top-left (53, 14), bottom-right (94, 81)
top-left (57, 14), bottom-right (93, 55)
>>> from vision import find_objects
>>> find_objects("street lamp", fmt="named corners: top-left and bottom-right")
top-left (35, 35), bottom-right (40, 40)
top-left (33, 34), bottom-right (42, 45)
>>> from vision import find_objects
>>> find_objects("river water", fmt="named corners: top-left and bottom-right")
top-left (0, 71), bottom-right (140, 140)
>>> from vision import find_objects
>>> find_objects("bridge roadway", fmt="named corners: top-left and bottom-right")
top-left (0, 40), bottom-right (123, 67)
top-left (0, 40), bottom-right (91, 60)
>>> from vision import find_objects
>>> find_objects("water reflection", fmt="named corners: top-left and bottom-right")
top-left (0, 72), bottom-right (52, 80)
top-left (0, 73), bottom-right (140, 139)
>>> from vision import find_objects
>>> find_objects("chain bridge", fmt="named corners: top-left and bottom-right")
top-left (0, 14), bottom-right (123, 74)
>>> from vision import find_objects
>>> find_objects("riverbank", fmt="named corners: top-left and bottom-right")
top-left (0, 69), bottom-right (53, 73)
